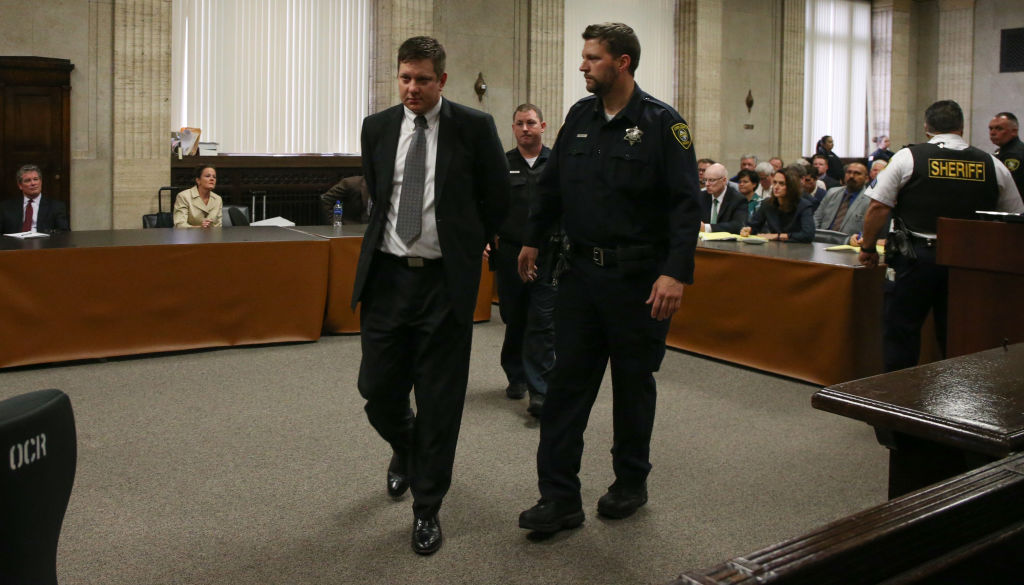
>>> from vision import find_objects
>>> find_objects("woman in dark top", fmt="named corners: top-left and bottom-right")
top-left (740, 168), bottom-right (815, 242)
top-left (868, 135), bottom-right (894, 163)
top-left (815, 135), bottom-right (844, 181)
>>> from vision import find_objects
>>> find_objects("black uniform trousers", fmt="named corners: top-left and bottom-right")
top-left (884, 242), bottom-right (947, 371)
top-left (357, 252), bottom-right (473, 519)
top-left (494, 239), bottom-right (557, 396)
top-left (537, 257), bottom-right (670, 506)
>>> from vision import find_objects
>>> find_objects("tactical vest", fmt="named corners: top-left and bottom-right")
top-left (896, 143), bottom-right (998, 233)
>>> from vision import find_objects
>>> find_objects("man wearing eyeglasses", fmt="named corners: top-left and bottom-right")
top-left (700, 163), bottom-right (748, 234)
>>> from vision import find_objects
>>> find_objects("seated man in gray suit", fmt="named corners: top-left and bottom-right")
top-left (700, 163), bottom-right (747, 234)
top-left (813, 161), bottom-right (870, 236)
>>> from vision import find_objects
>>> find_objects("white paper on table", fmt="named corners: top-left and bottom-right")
top-left (3, 231), bottom-right (50, 239)
top-left (249, 216), bottom-right (295, 227)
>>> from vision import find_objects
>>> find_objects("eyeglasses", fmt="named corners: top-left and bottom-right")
top-left (705, 176), bottom-right (725, 183)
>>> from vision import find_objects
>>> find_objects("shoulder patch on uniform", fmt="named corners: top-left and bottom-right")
top-left (1006, 158), bottom-right (1020, 172)
top-left (671, 123), bottom-right (692, 150)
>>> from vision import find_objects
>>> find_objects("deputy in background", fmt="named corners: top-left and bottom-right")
top-left (517, 22), bottom-right (701, 536)
top-left (859, 100), bottom-right (1023, 371)
top-left (989, 111), bottom-right (1024, 196)
top-left (173, 165), bottom-right (222, 228)
top-left (492, 103), bottom-right (556, 418)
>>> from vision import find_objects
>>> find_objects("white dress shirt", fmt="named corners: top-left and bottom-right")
top-left (23, 194), bottom-right (41, 231)
top-left (380, 98), bottom-right (443, 258)
top-left (868, 133), bottom-right (1024, 236)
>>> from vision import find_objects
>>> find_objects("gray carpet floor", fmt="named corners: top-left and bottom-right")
top-left (1, 308), bottom-right (887, 584)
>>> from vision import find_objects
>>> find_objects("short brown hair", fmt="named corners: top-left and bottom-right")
top-left (582, 23), bottom-right (640, 75)
top-left (513, 103), bottom-right (543, 122)
top-left (397, 36), bottom-right (446, 77)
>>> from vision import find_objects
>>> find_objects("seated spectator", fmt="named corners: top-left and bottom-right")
top-left (700, 163), bottom-right (748, 234)
top-left (812, 154), bottom-right (841, 189)
top-left (173, 165), bottom-right (222, 228)
top-left (768, 156), bottom-right (784, 171)
top-left (815, 134), bottom-right (844, 181)
top-left (697, 158), bottom-right (715, 190)
top-left (320, 175), bottom-right (371, 224)
top-left (789, 161), bottom-right (827, 211)
top-left (868, 135), bottom-right (894, 164)
top-left (735, 168), bottom-right (763, 218)
top-left (867, 159), bottom-right (887, 189)
top-left (754, 161), bottom-right (774, 200)
top-left (740, 168), bottom-right (815, 242)
top-left (1, 164), bottom-right (70, 233)
top-left (813, 161), bottom-right (871, 235)
top-left (729, 154), bottom-right (757, 182)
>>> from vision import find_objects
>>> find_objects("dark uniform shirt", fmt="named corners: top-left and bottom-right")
top-left (499, 145), bottom-right (551, 244)
top-left (525, 84), bottom-right (701, 284)
top-left (994, 136), bottom-right (1024, 197)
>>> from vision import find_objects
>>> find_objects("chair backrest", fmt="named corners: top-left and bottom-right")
top-left (0, 389), bottom-right (77, 585)
top-left (142, 212), bottom-right (172, 229)
top-left (225, 205), bottom-right (250, 227)
top-left (814, 229), bottom-right (850, 244)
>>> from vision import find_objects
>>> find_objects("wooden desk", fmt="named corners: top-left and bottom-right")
top-left (812, 343), bottom-right (1024, 498)
top-left (672, 452), bottom-right (1024, 584)
top-left (287, 225), bottom-right (494, 334)
top-left (669, 240), bottom-right (886, 386)
top-left (0, 228), bottom-right (329, 368)
top-left (937, 218), bottom-right (1024, 357)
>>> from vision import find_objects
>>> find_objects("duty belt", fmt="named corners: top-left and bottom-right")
top-left (570, 242), bottom-right (656, 268)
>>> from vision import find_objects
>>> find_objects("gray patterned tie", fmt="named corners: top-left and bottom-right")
top-left (397, 115), bottom-right (427, 243)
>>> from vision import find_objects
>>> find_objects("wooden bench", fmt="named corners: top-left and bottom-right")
top-left (669, 452), bottom-right (1024, 584)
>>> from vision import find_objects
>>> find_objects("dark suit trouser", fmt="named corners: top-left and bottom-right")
top-left (494, 241), bottom-right (556, 396)
top-left (883, 244), bottom-right (947, 372)
top-left (358, 253), bottom-right (473, 519)
top-left (537, 258), bottom-right (669, 506)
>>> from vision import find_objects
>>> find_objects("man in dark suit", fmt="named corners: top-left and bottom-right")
top-left (1, 165), bottom-right (69, 233)
top-left (350, 36), bottom-right (509, 556)
top-left (699, 163), bottom-right (748, 233)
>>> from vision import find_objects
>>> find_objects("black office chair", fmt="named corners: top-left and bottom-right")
top-left (225, 205), bottom-right (250, 227)
top-left (814, 229), bottom-right (850, 245)
top-left (142, 212), bottom-right (172, 228)
top-left (0, 389), bottom-right (77, 585)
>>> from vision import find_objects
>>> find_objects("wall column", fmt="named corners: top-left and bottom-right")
top-left (112, 0), bottom-right (171, 229)
top-left (527, 0), bottom-right (564, 128)
top-left (371, 0), bottom-right (433, 113)
top-left (678, 0), bottom-right (722, 161)
top-left (937, 0), bottom-right (975, 139)
top-left (779, 0), bottom-right (805, 162)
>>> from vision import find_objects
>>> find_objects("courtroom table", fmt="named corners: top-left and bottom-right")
top-left (668, 239), bottom-right (886, 386)
top-left (812, 343), bottom-right (1024, 498)
top-left (285, 225), bottom-right (494, 334)
top-left (0, 228), bottom-right (329, 368)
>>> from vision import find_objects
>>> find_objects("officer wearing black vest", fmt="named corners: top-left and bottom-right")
top-left (989, 111), bottom-right (1024, 196)
top-left (859, 100), bottom-right (1024, 371)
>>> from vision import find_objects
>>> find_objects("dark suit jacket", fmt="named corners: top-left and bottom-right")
top-left (1, 196), bottom-right (70, 233)
top-left (701, 186), bottom-right (748, 233)
top-left (351, 99), bottom-right (510, 323)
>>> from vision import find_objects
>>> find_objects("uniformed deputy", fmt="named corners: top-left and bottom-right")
top-left (860, 100), bottom-right (1023, 371)
top-left (989, 111), bottom-right (1024, 196)
top-left (516, 22), bottom-right (701, 535)
top-left (492, 103), bottom-right (557, 418)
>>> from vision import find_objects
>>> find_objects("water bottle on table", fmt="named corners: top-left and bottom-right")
top-left (333, 200), bottom-right (344, 228)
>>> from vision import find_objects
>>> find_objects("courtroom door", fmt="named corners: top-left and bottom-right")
top-left (0, 57), bottom-right (74, 216)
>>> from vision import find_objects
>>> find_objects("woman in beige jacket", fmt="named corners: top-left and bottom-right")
top-left (173, 165), bottom-right (222, 228)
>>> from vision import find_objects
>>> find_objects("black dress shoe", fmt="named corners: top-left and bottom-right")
top-left (505, 382), bottom-right (527, 400)
top-left (386, 452), bottom-right (409, 499)
top-left (596, 483), bottom-right (647, 519)
top-left (518, 499), bottom-right (585, 533)
top-left (527, 392), bottom-right (545, 418)
top-left (412, 515), bottom-right (442, 555)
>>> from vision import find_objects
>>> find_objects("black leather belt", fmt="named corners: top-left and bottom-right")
top-left (375, 250), bottom-right (442, 268)
top-left (570, 242), bottom-right (655, 268)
